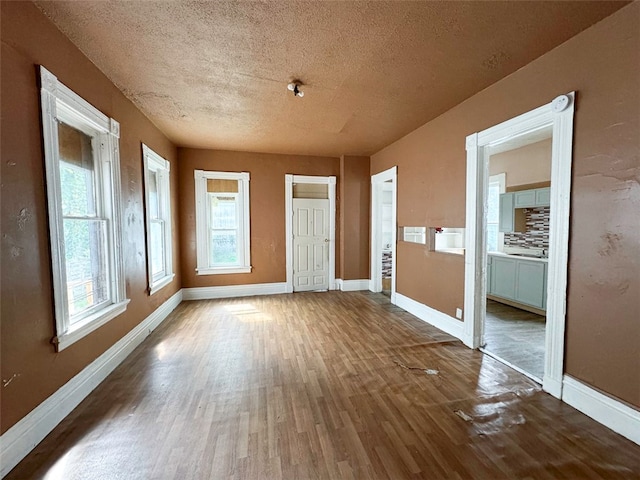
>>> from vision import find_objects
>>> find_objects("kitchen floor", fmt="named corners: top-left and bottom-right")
top-left (484, 299), bottom-right (546, 380)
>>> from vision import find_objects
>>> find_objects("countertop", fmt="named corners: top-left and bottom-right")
top-left (488, 251), bottom-right (548, 263)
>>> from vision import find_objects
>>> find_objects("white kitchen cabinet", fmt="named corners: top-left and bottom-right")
top-left (488, 254), bottom-right (547, 310)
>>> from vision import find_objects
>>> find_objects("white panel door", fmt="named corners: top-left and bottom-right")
top-left (293, 198), bottom-right (329, 292)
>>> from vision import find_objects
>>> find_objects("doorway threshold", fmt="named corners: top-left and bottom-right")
top-left (480, 347), bottom-right (542, 384)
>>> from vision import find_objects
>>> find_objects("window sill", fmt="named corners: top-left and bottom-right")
top-left (53, 299), bottom-right (130, 352)
top-left (149, 273), bottom-right (176, 295)
top-left (196, 266), bottom-right (252, 275)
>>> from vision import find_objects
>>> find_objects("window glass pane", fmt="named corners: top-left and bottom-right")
top-left (148, 170), bottom-right (159, 219)
top-left (211, 196), bottom-right (237, 229)
top-left (63, 218), bottom-right (109, 320)
top-left (58, 122), bottom-right (96, 217)
top-left (210, 230), bottom-right (238, 265)
top-left (150, 220), bottom-right (165, 277)
top-left (487, 224), bottom-right (498, 252)
top-left (487, 183), bottom-right (500, 223)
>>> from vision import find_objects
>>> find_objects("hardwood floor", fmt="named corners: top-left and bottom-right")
top-left (7, 292), bottom-right (640, 479)
top-left (484, 300), bottom-right (546, 380)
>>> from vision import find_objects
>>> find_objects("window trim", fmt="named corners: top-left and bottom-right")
top-left (142, 144), bottom-right (175, 294)
top-left (194, 170), bottom-right (251, 275)
top-left (40, 66), bottom-right (129, 351)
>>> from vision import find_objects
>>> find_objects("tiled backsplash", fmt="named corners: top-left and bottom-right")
top-left (382, 251), bottom-right (392, 279)
top-left (504, 206), bottom-right (550, 249)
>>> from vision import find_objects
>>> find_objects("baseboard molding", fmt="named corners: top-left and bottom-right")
top-left (395, 292), bottom-right (464, 340)
top-left (182, 282), bottom-right (287, 301)
top-left (336, 279), bottom-right (370, 292)
top-left (0, 289), bottom-right (183, 478)
top-left (562, 376), bottom-right (640, 445)
top-left (542, 374), bottom-right (563, 399)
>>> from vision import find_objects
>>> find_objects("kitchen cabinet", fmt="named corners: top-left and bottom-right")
top-left (499, 187), bottom-right (550, 232)
top-left (513, 187), bottom-right (550, 208)
top-left (514, 189), bottom-right (536, 208)
top-left (515, 260), bottom-right (547, 309)
top-left (498, 193), bottom-right (515, 232)
top-left (491, 256), bottom-right (517, 299)
top-left (488, 254), bottom-right (547, 310)
top-left (535, 187), bottom-right (551, 206)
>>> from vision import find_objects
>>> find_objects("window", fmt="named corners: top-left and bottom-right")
top-left (487, 173), bottom-right (506, 252)
top-left (194, 170), bottom-right (251, 274)
top-left (143, 145), bottom-right (174, 294)
top-left (40, 66), bottom-right (129, 351)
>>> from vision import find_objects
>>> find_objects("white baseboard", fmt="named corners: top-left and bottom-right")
top-left (0, 289), bottom-right (183, 478)
top-left (562, 375), bottom-right (640, 445)
top-left (543, 374), bottom-right (563, 399)
top-left (182, 282), bottom-right (287, 301)
top-left (395, 292), bottom-right (465, 340)
top-left (336, 279), bottom-right (370, 291)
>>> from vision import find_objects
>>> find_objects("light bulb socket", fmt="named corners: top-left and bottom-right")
top-left (288, 82), bottom-right (304, 97)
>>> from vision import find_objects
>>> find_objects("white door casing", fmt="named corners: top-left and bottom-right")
top-left (464, 93), bottom-right (575, 399)
top-left (285, 175), bottom-right (336, 293)
top-left (293, 199), bottom-right (330, 291)
top-left (370, 166), bottom-right (397, 303)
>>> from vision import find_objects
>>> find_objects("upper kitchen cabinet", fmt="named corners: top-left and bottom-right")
top-left (513, 187), bottom-right (551, 208)
top-left (499, 187), bottom-right (550, 233)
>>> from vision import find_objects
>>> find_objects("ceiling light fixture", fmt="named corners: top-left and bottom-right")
top-left (287, 82), bottom-right (304, 98)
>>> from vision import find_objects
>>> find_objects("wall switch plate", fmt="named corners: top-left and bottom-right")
top-left (456, 308), bottom-right (463, 319)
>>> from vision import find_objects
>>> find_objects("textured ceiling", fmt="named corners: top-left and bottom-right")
top-left (34, 1), bottom-right (628, 157)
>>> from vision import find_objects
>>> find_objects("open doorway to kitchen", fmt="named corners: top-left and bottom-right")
top-left (484, 130), bottom-right (552, 382)
top-left (464, 93), bottom-right (575, 398)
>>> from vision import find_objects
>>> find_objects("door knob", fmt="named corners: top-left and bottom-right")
top-left (324, 239), bottom-right (329, 242)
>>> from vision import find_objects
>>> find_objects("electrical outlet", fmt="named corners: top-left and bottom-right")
top-left (455, 308), bottom-right (463, 319)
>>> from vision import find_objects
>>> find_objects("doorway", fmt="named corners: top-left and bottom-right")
top-left (292, 198), bottom-right (330, 291)
top-left (370, 167), bottom-right (397, 302)
top-left (464, 93), bottom-right (575, 398)
top-left (285, 175), bottom-right (336, 293)
top-left (483, 131), bottom-right (552, 381)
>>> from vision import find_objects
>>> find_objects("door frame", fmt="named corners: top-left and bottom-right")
top-left (463, 92), bottom-right (575, 399)
top-left (370, 166), bottom-right (397, 303)
top-left (285, 174), bottom-right (336, 293)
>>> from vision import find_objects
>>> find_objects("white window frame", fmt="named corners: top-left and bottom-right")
top-left (194, 170), bottom-right (251, 275)
top-left (40, 66), bottom-right (129, 351)
top-left (142, 144), bottom-right (174, 294)
top-left (487, 173), bottom-right (506, 252)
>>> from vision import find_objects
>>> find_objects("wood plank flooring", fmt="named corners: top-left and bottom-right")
top-left (7, 292), bottom-right (640, 479)
top-left (484, 300), bottom-right (546, 380)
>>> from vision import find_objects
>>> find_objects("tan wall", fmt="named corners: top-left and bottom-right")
top-left (489, 138), bottom-right (552, 187)
top-left (372, 3), bottom-right (639, 407)
top-left (178, 149), bottom-right (340, 287)
top-left (340, 156), bottom-right (371, 280)
top-left (0, 2), bottom-right (181, 433)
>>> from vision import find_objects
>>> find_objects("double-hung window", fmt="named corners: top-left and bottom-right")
top-left (143, 145), bottom-right (174, 294)
top-left (194, 170), bottom-right (251, 274)
top-left (487, 173), bottom-right (506, 252)
top-left (40, 66), bottom-right (129, 351)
